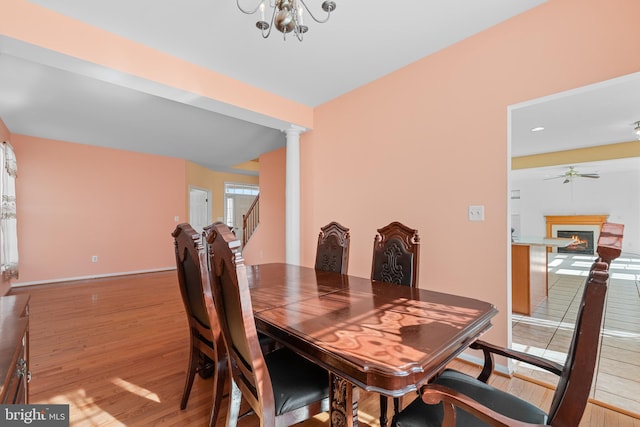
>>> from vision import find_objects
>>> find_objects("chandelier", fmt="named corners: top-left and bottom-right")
top-left (236, 0), bottom-right (336, 41)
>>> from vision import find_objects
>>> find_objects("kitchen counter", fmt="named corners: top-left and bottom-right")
top-left (512, 236), bottom-right (575, 246)
top-left (511, 237), bottom-right (573, 316)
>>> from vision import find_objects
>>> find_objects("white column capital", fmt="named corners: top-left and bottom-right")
top-left (283, 125), bottom-right (306, 137)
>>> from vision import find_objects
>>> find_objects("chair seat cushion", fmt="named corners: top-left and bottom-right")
top-left (394, 369), bottom-right (548, 427)
top-left (265, 347), bottom-right (329, 415)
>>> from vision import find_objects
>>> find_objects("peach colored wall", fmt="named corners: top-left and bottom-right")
top-left (185, 162), bottom-right (259, 224)
top-left (300, 0), bottom-right (640, 348)
top-left (243, 148), bottom-right (286, 265)
top-left (2, 0), bottom-right (313, 130)
top-left (11, 134), bottom-right (186, 284)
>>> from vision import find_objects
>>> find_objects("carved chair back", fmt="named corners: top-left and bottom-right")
top-left (172, 223), bottom-right (225, 424)
top-left (371, 221), bottom-right (420, 287)
top-left (372, 222), bottom-right (420, 425)
top-left (173, 223), bottom-right (212, 331)
top-left (315, 221), bottom-right (350, 274)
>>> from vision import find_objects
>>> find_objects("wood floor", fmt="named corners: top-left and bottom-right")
top-left (9, 271), bottom-right (640, 426)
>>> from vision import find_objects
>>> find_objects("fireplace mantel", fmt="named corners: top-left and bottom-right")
top-left (545, 215), bottom-right (609, 238)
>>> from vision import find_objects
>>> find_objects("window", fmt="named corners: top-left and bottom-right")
top-left (224, 183), bottom-right (259, 196)
top-left (225, 197), bottom-right (234, 227)
top-left (224, 183), bottom-right (259, 242)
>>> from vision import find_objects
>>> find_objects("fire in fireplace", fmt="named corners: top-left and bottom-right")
top-left (557, 230), bottom-right (595, 254)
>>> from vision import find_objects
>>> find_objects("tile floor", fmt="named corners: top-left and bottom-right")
top-left (512, 252), bottom-right (640, 416)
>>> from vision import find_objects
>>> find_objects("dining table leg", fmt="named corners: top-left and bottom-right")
top-left (329, 372), bottom-right (359, 427)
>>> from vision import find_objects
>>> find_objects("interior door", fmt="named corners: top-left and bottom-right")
top-left (189, 187), bottom-right (210, 232)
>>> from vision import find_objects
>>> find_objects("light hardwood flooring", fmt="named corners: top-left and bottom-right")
top-left (9, 270), bottom-right (640, 426)
top-left (512, 253), bottom-right (640, 418)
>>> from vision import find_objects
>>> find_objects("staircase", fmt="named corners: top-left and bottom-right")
top-left (242, 194), bottom-right (259, 247)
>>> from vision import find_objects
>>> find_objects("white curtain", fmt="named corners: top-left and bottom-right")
top-left (1, 142), bottom-right (18, 279)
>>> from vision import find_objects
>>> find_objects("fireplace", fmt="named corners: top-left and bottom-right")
top-left (557, 230), bottom-right (595, 254)
top-left (545, 215), bottom-right (608, 254)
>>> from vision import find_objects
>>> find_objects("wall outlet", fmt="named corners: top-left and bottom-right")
top-left (91, 255), bottom-right (98, 262)
top-left (468, 205), bottom-right (485, 221)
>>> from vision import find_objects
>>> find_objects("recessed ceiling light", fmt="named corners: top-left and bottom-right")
top-left (530, 126), bottom-right (545, 132)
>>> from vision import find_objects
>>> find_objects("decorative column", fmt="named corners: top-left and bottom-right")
top-left (284, 126), bottom-right (303, 265)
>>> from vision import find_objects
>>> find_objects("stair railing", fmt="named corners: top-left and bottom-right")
top-left (242, 194), bottom-right (259, 247)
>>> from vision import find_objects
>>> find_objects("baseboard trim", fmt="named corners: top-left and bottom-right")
top-left (587, 397), bottom-right (640, 420)
top-left (10, 267), bottom-right (176, 287)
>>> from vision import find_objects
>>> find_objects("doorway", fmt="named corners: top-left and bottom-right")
top-left (509, 72), bottom-right (640, 416)
top-left (189, 186), bottom-right (211, 232)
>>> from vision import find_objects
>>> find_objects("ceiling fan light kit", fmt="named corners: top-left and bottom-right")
top-left (545, 166), bottom-right (600, 184)
top-left (237, 0), bottom-right (336, 41)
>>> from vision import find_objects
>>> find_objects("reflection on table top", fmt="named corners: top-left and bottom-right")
top-left (246, 263), bottom-right (498, 395)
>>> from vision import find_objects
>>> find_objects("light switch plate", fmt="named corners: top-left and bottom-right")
top-left (468, 205), bottom-right (485, 221)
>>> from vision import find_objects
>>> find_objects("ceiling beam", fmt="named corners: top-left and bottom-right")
top-left (512, 141), bottom-right (640, 170)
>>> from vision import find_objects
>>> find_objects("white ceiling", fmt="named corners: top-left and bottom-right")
top-left (511, 73), bottom-right (640, 158)
top-left (511, 72), bottom-right (640, 179)
top-left (24, 0), bottom-right (545, 107)
top-left (1, 0), bottom-right (638, 175)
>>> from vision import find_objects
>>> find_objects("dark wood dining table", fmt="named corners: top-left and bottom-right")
top-left (246, 263), bottom-right (498, 427)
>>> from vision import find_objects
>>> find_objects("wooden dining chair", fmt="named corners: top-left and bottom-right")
top-left (372, 221), bottom-right (420, 426)
top-left (204, 222), bottom-right (330, 427)
top-left (392, 222), bottom-right (624, 427)
top-left (315, 221), bottom-right (350, 274)
top-left (172, 223), bottom-right (226, 427)
top-left (202, 222), bottom-right (279, 355)
top-left (372, 221), bottom-right (420, 287)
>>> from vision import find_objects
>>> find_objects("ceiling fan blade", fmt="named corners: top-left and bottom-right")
top-left (544, 168), bottom-right (599, 183)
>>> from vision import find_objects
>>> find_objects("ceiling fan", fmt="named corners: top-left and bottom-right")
top-left (545, 166), bottom-right (600, 184)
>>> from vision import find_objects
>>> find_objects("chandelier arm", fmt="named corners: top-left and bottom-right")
top-left (261, 26), bottom-right (273, 38)
top-left (298, 0), bottom-right (332, 23)
top-left (261, 6), bottom-right (277, 38)
top-left (236, 0), bottom-right (263, 15)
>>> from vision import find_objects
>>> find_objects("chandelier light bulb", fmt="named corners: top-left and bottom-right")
top-left (297, 5), bottom-right (304, 25)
